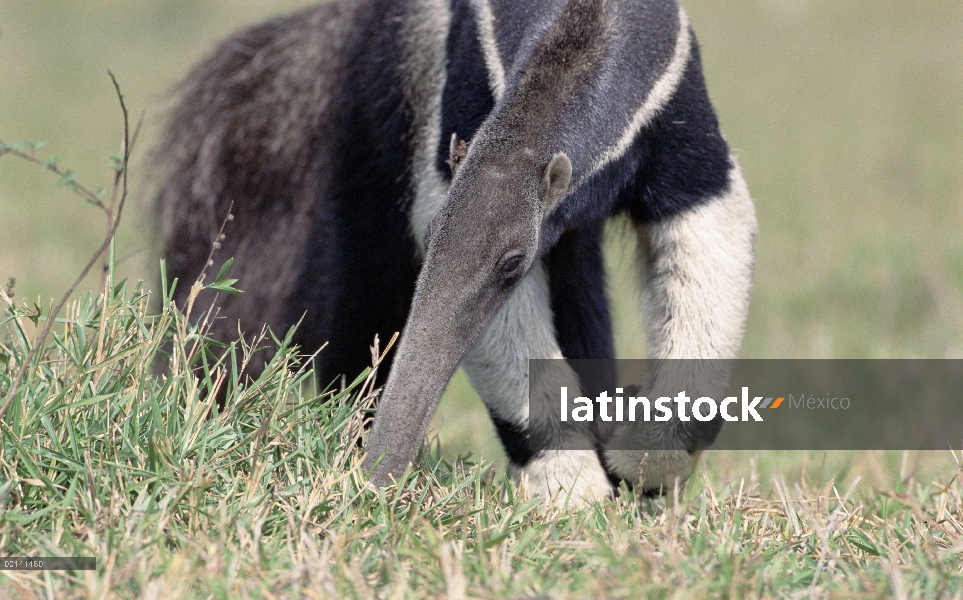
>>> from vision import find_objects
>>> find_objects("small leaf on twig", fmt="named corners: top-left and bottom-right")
top-left (55, 169), bottom-right (76, 188)
top-left (109, 152), bottom-right (125, 171)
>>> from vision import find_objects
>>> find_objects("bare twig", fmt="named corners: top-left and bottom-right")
top-left (199, 202), bottom-right (234, 283)
top-left (0, 72), bottom-right (132, 423)
top-left (99, 108), bottom-right (143, 296)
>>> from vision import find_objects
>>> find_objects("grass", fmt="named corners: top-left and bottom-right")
top-left (2, 0), bottom-right (963, 596)
top-left (2, 282), bottom-right (962, 597)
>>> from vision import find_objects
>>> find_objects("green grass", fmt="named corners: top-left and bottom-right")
top-left (2, 0), bottom-right (963, 596)
top-left (2, 283), bottom-right (962, 597)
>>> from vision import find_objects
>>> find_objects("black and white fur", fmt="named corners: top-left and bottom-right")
top-left (155, 0), bottom-right (756, 506)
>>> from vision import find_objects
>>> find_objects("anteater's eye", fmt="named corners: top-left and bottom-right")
top-left (500, 254), bottom-right (525, 284)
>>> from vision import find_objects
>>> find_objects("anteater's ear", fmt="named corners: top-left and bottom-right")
top-left (540, 152), bottom-right (572, 214)
top-left (446, 133), bottom-right (469, 175)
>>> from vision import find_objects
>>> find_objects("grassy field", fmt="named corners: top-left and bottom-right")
top-left (2, 0), bottom-right (963, 597)
top-left (1, 283), bottom-right (962, 598)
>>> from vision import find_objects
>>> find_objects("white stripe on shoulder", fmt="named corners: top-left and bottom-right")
top-left (587, 5), bottom-right (692, 178)
top-left (468, 0), bottom-right (506, 101)
top-left (400, 0), bottom-right (452, 255)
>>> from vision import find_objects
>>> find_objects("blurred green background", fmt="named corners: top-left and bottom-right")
top-left (2, 1), bottom-right (961, 481)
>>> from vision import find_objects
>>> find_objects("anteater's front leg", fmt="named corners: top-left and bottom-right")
top-left (604, 161), bottom-right (757, 493)
top-left (462, 261), bottom-right (612, 507)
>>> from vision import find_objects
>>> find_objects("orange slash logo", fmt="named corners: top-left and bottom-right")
top-left (760, 397), bottom-right (785, 409)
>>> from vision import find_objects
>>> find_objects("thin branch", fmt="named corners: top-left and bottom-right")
top-left (199, 201), bottom-right (235, 284)
top-left (0, 72), bottom-right (132, 422)
top-left (0, 143), bottom-right (110, 214)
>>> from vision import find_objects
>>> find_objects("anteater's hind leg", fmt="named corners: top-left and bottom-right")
top-left (155, 3), bottom-right (420, 391)
top-left (154, 4), bottom-right (355, 382)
